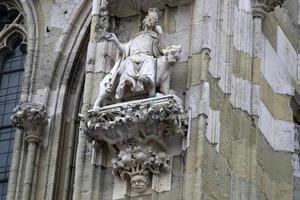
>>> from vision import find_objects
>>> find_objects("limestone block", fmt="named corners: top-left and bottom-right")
top-left (262, 36), bottom-right (294, 95)
top-left (209, 21), bottom-right (232, 94)
top-left (206, 108), bottom-right (220, 146)
top-left (185, 84), bottom-right (208, 118)
top-left (233, 5), bottom-right (253, 55)
top-left (229, 76), bottom-right (252, 114)
top-left (258, 101), bottom-right (275, 145)
top-left (258, 101), bottom-right (294, 152)
top-left (277, 26), bottom-right (298, 81)
top-left (273, 120), bottom-right (295, 152)
top-left (185, 82), bottom-right (220, 146)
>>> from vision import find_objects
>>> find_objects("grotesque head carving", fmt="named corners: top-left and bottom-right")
top-left (131, 174), bottom-right (150, 193)
top-left (162, 45), bottom-right (182, 64)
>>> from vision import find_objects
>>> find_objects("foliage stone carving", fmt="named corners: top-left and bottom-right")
top-left (112, 145), bottom-right (170, 193)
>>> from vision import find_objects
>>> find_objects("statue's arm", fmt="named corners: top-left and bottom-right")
top-left (105, 33), bottom-right (126, 54)
top-left (154, 25), bottom-right (165, 54)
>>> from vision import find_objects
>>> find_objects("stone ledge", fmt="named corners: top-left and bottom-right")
top-left (81, 95), bottom-right (188, 147)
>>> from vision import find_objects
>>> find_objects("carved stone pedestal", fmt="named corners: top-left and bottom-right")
top-left (81, 95), bottom-right (188, 198)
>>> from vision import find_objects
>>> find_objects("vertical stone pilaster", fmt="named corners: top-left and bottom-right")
top-left (251, 3), bottom-right (265, 116)
top-left (247, 1), bottom-right (285, 199)
top-left (184, 0), bottom-right (212, 199)
top-left (250, 0), bottom-right (285, 114)
top-left (10, 102), bottom-right (48, 200)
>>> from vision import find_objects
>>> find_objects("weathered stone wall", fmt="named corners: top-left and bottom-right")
top-left (6, 0), bottom-right (300, 199)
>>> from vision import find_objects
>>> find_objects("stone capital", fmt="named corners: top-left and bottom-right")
top-left (252, 0), bottom-right (285, 19)
top-left (11, 102), bottom-right (48, 144)
top-left (112, 145), bottom-right (170, 193)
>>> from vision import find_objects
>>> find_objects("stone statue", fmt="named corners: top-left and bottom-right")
top-left (106, 8), bottom-right (164, 98)
top-left (93, 8), bottom-right (182, 108)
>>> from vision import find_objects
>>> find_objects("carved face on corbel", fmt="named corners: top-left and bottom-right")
top-left (131, 174), bottom-right (150, 193)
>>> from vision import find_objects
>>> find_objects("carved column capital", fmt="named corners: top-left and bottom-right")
top-left (112, 146), bottom-right (170, 193)
top-left (11, 102), bottom-right (48, 144)
top-left (252, 0), bottom-right (285, 19)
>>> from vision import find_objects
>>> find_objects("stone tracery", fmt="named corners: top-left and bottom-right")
top-left (0, 1), bottom-right (27, 51)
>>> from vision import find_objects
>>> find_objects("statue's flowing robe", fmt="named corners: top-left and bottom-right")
top-left (106, 30), bottom-right (164, 99)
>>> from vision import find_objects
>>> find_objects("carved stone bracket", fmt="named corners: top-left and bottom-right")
top-left (80, 95), bottom-right (188, 194)
top-left (81, 95), bottom-right (188, 148)
top-left (252, 0), bottom-right (285, 18)
top-left (11, 102), bottom-right (48, 144)
top-left (112, 145), bottom-right (170, 193)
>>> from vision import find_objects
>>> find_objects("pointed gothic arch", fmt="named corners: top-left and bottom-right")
top-left (31, 1), bottom-right (92, 199)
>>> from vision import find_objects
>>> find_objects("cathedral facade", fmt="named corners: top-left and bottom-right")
top-left (0, 0), bottom-right (300, 199)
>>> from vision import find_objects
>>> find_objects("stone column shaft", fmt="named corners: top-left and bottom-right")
top-left (22, 142), bottom-right (37, 200)
top-left (253, 17), bottom-right (263, 58)
top-left (250, 16), bottom-right (263, 115)
top-left (193, 115), bottom-right (207, 198)
top-left (7, 130), bottom-right (22, 200)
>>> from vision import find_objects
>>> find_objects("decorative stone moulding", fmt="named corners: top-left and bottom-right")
top-left (11, 102), bottom-right (48, 143)
top-left (80, 95), bottom-right (188, 193)
top-left (82, 95), bottom-right (187, 147)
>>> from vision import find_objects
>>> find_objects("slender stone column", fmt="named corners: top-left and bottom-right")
top-left (248, 0), bottom-right (285, 198)
top-left (250, 2), bottom-right (266, 116)
top-left (10, 103), bottom-right (48, 200)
